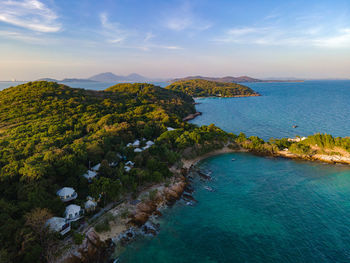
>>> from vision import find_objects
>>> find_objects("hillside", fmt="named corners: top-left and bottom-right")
top-left (0, 81), bottom-right (238, 262)
top-left (165, 79), bottom-right (259, 97)
top-left (0, 81), bottom-right (199, 262)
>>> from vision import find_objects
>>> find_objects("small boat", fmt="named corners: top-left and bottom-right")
top-left (292, 125), bottom-right (298, 128)
top-left (231, 158), bottom-right (235, 161)
top-left (186, 201), bottom-right (194, 206)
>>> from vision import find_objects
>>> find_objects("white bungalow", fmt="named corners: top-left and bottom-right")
top-left (56, 187), bottom-right (78, 202)
top-left (134, 148), bottom-right (143, 153)
top-left (142, 145), bottom-right (150, 150)
top-left (132, 139), bottom-right (140, 147)
top-left (64, 204), bottom-right (84, 222)
top-left (126, 143), bottom-right (133, 147)
top-left (83, 170), bottom-right (97, 182)
top-left (46, 217), bottom-right (71, 235)
top-left (125, 161), bottom-right (135, 166)
top-left (167, 127), bottom-right (175, 131)
top-left (146, 140), bottom-right (154, 146)
top-left (84, 200), bottom-right (97, 212)
top-left (91, 163), bottom-right (101, 171)
top-left (124, 166), bottom-right (132, 172)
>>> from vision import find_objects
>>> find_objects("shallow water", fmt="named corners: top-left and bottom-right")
top-left (191, 80), bottom-right (350, 140)
top-left (119, 153), bottom-right (350, 263)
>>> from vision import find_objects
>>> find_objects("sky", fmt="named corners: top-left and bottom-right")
top-left (0, 0), bottom-right (350, 80)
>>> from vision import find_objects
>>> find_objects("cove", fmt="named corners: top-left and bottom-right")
top-left (118, 153), bottom-right (350, 262)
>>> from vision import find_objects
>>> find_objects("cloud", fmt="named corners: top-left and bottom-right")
top-left (313, 28), bottom-right (350, 48)
top-left (164, 1), bottom-right (211, 32)
top-left (214, 24), bottom-right (350, 49)
top-left (99, 13), bottom-right (182, 51)
top-left (0, 0), bottom-right (61, 32)
top-left (99, 12), bottom-right (129, 43)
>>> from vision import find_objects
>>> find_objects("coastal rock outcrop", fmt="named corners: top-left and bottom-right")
top-left (129, 211), bottom-right (150, 226)
top-left (164, 181), bottom-right (187, 205)
top-left (64, 229), bottom-right (110, 263)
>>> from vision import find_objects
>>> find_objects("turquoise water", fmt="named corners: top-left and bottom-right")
top-left (120, 154), bottom-right (350, 262)
top-left (191, 81), bottom-right (350, 140)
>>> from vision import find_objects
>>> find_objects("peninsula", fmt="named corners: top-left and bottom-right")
top-left (165, 79), bottom-right (260, 98)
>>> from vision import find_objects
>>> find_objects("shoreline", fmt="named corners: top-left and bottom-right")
top-left (193, 93), bottom-right (260, 100)
top-left (59, 145), bottom-right (350, 262)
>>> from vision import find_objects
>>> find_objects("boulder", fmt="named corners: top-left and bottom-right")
top-left (130, 212), bottom-right (149, 226)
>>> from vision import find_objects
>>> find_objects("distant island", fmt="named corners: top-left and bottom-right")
top-left (165, 79), bottom-right (260, 98)
top-left (35, 73), bottom-right (304, 84)
top-left (171, 75), bottom-right (304, 83)
top-left (37, 78), bottom-right (98, 83)
top-left (37, 72), bottom-right (162, 83)
top-left (89, 72), bottom-right (154, 82)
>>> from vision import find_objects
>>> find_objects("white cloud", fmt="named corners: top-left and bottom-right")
top-left (0, 0), bottom-right (61, 32)
top-left (99, 13), bottom-right (182, 51)
top-left (99, 12), bottom-right (129, 43)
top-left (164, 1), bottom-right (211, 32)
top-left (313, 28), bottom-right (350, 48)
top-left (215, 25), bottom-right (350, 49)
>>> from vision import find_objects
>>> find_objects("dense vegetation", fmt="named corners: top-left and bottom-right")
top-left (0, 81), bottom-right (233, 262)
top-left (165, 79), bottom-right (259, 97)
top-left (235, 133), bottom-right (350, 157)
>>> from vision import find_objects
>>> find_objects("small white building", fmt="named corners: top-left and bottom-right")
top-left (133, 139), bottom-right (140, 147)
top-left (134, 148), bottom-right (143, 153)
top-left (91, 163), bottom-right (101, 171)
top-left (125, 161), bottom-right (135, 166)
top-left (64, 204), bottom-right (84, 222)
top-left (83, 170), bottom-right (97, 182)
top-left (167, 127), bottom-right (175, 131)
top-left (146, 140), bottom-right (154, 146)
top-left (56, 187), bottom-right (78, 202)
top-left (124, 166), bottom-right (131, 172)
top-left (84, 200), bottom-right (97, 212)
top-left (46, 217), bottom-right (71, 235)
top-left (126, 143), bottom-right (133, 147)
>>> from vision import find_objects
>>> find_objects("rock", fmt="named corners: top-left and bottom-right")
top-left (182, 193), bottom-right (197, 202)
top-left (180, 168), bottom-right (188, 176)
top-left (141, 222), bottom-right (159, 236)
top-left (154, 210), bottom-right (162, 217)
top-left (64, 229), bottom-right (109, 263)
top-left (184, 185), bottom-right (194, 193)
top-left (130, 212), bottom-right (149, 226)
top-left (198, 171), bottom-right (211, 180)
top-left (137, 201), bottom-right (157, 214)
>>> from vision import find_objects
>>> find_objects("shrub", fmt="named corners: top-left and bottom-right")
top-left (73, 232), bottom-right (84, 245)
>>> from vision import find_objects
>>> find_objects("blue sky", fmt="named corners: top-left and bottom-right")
top-left (0, 0), bottom-right (350, 80)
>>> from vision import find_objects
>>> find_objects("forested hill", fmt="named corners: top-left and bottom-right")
top-left (165, 79), bottom-right (259, 97)
top-left (0, 81), bottom-right (197, 262)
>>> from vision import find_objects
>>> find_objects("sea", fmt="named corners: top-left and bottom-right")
top-left (3, 80), bottom-right (350, 262)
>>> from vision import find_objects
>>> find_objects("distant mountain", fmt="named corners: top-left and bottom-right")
top-left (36, 78), bottom-right (96, 83)
top-left (88, 72), bottom-right (151, 82)
top-left (61, 78), bottom-right (97, 83)
top-left (37, 78), bottom-right (58, 82)
top-left (171, 76), bottom-right (303, 83)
